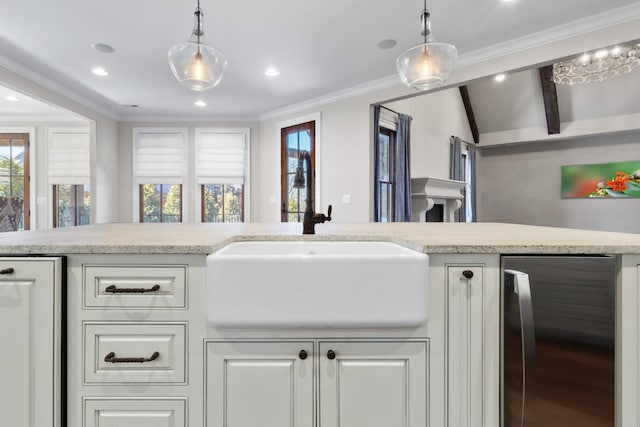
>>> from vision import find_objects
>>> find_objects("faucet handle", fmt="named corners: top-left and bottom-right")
top-left (327, 204), bottom-right (332, 221)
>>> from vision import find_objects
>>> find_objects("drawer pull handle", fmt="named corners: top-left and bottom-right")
top-left (105, 284), bottom-right (161, 294)
top-left (0, 267), bottom-right (15, 275)
top-left (104, 351), bottom-right (160, 363)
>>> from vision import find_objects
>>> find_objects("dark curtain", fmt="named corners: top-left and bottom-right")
top-left (395, 113), bottom-right (412, 222)
top-left (373, 105), bottom-right (381, 222)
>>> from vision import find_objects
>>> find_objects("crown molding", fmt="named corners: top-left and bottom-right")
top-left (259, 75), bottom-right (401, 122)
top-left (118, 113), bottom-right (260, 123)
top-left (259, 3), bottom-right (640, 122)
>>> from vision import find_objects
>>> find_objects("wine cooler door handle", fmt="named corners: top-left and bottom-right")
top-left (505, 269), bottom-right (536, 427)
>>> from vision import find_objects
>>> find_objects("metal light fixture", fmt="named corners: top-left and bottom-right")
top-left (168, 0), bottom-right (227, 91)
top-left (396, 0), bottom-right (457, 91)
top-left (552, 40), bottom-right (640, 85)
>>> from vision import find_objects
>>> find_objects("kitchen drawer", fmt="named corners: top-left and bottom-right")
top-left (83, 265), bottom-right (187, 309)
top-left (84, 322), bottom-right (186, 384)
top-left (84, 398), bottom-right (186, 427)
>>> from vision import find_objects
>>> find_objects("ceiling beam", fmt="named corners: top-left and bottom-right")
top-left (538, 66), bottom-right (561, 134)
top-left (458, 86), bottom-right (479, 144)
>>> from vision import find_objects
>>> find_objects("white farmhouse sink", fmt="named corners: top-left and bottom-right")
top-left (206, 241), bottom-right (429, 328)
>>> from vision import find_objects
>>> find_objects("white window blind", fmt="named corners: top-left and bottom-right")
top-left (48, 129), bottom-right (90, 185)
top-left (196, 131), bottom-right (247, 185)
top-left (134, 131), bottom-right (185, 184)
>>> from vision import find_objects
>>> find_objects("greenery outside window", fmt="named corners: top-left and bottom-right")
top-left (201, 184), bottom-right (244, 222)
top-left (139, 184), bottom-right (182, 223)
top-left (53, 184), bottom-right (90, 227)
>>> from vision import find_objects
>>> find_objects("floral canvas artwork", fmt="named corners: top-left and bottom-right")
top-left (561, 161), bottom-right (640, 198)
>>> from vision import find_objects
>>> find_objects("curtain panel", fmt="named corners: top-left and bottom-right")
top-left (395, 113), bottom-right (412, 222)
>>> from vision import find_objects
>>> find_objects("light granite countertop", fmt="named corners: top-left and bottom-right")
top-left (0, 222), bottom-right (640, 255)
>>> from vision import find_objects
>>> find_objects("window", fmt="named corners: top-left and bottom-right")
top-left (195, 128), bottom-right (250, 223)
top-left (0, 133), bottom-right (30, 230)
top-left (140, 184), bottom-right (182, 223)
top-left (48, 128), bottom-right (90, 228)
top-left (281, 121), bottom-right (315, 222)
top-left (133, 128), bottom-right (187, 223)
top-left (376, 127), bottom-right (396, 222)
top-left (53, 184), bottom-right (90, 227)
top-left (201, 184), bottom-right (244, 222)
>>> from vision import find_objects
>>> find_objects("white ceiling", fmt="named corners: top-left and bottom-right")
top-left (1, 0), bottom-right (640, 121)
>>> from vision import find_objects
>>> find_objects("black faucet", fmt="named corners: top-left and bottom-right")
top-left (293, 150), bottom-right (332, 234)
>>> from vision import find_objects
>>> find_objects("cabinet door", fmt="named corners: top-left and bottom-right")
top-left (0, 257), bottom-right (61, 427)
top-left (447, 265), bottom-right (484, 427)
top-left (206, 341), bottom-right (314, 427)
top-left (319, 341), bottom-right (427, 427)
top-left (446, 263), bottom-right (499, 427)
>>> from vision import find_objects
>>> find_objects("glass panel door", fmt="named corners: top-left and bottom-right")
top-left (0, 133), bottom-right (30, 230)
top-left (280, 122), bottom-right (315, 222)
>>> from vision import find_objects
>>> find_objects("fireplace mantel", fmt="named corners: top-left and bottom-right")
top-left (411, 177), bottom-right (466, 222)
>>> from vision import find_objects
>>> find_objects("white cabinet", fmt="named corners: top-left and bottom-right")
top-left (205, 340), bottom-right (428, 427)
top-left (431, 255), bottom-right (500, 427)
top-left (319, 341), bottom-right (427, 427)
top-left (0, 257), bottom-right (62, 427)
top-left (206, 341), bottom-right (314, 427)
top-left (66, 255), bottom-right (205, 427)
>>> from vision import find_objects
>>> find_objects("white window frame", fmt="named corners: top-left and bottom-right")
top-left (132, 127), bottom-right (188, 223)
top-left (276, 113), bottom-right (322, 218)
top-left (194, 127), bottom-right (251, 223)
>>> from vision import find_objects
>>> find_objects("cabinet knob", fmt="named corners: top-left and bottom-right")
top-left (327, 350), bottom-right (336, 360)
top-left (462, 270), bottom-right (474, 279)
top-left (0, 267), bottom-right (14, 275)
top-left (298, 350), bottom-right (308, 360)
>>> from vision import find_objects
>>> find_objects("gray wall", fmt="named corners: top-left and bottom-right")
top-left (477, 131), bottom-right (640, 233)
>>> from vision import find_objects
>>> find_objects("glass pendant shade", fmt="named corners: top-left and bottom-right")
top-left (396, 3), bottom-right (457, 91)
top-left (396, 41), bottom-right (457, 90)
top-left (168, 3), bottom-right (227, 91)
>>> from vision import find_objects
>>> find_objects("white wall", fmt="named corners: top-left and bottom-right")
top-left (117, 121), bottom-right (260, 222)
top-left (477, 131), bottom-right (640, 233)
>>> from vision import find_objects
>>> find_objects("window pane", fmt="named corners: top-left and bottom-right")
top-left (202, 184), bottom-right (243, 223)
top-left (380, 184), bottom-right (389, 222)
top-left (80, 185), bottom-right (91, 225)
top-left (162, 184), bottom-right (182, 223)
top-left (141, 184), bottom-right (162, 222)
top-left (12, 177), bottom-right (24, 199)
top-left (299, 130), bottom-right (311, 152)
top-left (378, 133), bottom-right (390, 182)
top-left (56, 184), bottom-right (73, 227)
top-left (287, 133), bottom-right (298, 150)
top-left (0, 176), bottom-right (9, 197)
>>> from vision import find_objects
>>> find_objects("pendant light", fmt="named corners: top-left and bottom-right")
top-left (168, 0), bottom-right (227, 91)
top-left (396, 0), bottom-right (457, 90)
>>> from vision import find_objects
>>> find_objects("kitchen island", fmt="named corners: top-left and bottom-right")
top-left (1, 222), bottom-right (639, 427)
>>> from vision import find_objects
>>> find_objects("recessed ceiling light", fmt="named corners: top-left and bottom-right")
top-left (5, 95), bottom-right (19, 102)
top-left (265, 67), bottom-right (280, 77)
top-left (91, 43), bottom-right (115, 54)
top-left (91, 67), bottom-right (109, 77)
top-left (494, 73), bottom-right (506, 82)
top-left (377, 39), bottom-right (397, 50)
top-left (195, 100), bottom-right (207, 107)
